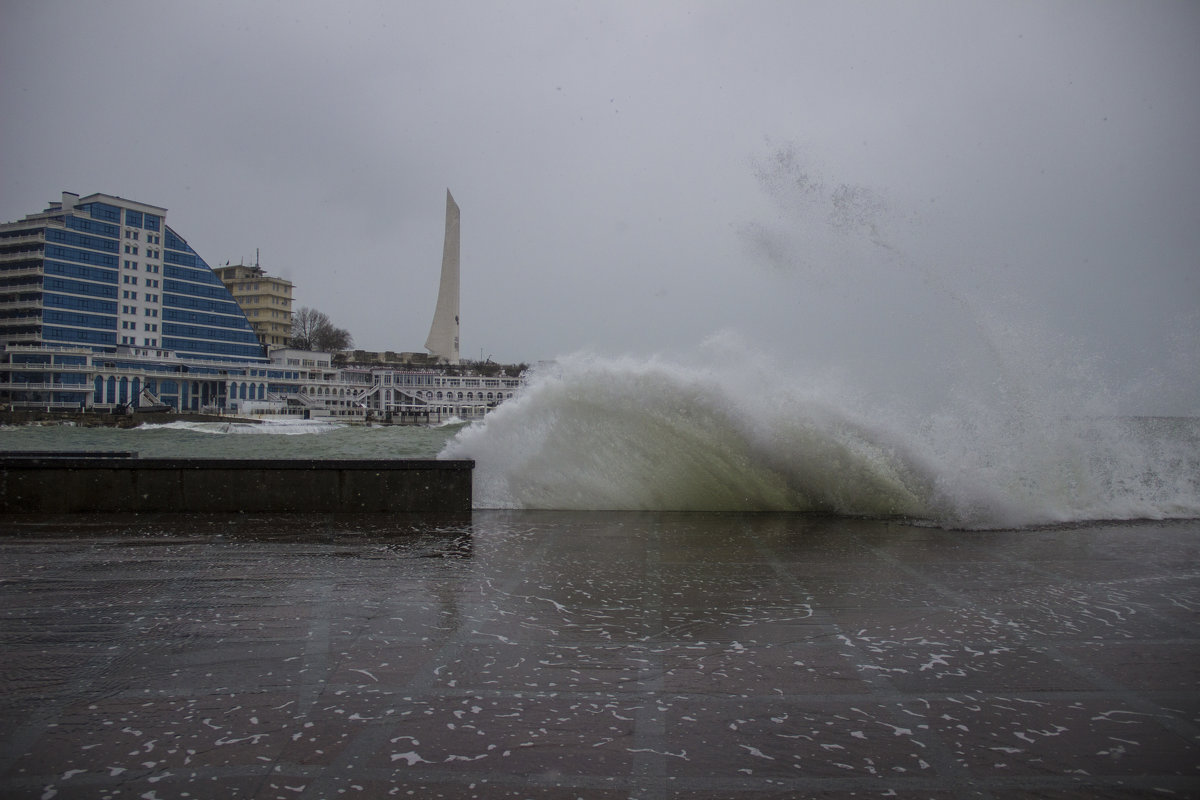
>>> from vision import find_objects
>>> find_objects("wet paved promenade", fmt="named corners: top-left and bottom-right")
top-left (1, 512), bottom-right (1198, 799)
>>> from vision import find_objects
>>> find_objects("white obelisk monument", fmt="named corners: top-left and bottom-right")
top-left (424, 190), bottom-right (460, 364)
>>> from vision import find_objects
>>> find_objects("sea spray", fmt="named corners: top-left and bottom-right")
top-left (443, 350), bottom-right (938, 519)
top-left (445, 145), bottom-right (1200, 526)
top-left (441, 349), bottom-right (1200, 528)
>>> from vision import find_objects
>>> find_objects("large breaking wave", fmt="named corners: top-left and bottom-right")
top-left (441, 349), bottom-right (1200, 529)
top-left (440, 145), bottom-right (1200, 528)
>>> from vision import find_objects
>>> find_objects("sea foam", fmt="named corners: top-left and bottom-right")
top-left (441, 350), bottom-right (1200, 529)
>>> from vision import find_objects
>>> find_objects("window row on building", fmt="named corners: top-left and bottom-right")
top-left (0, 192), bottom-right (266, 364)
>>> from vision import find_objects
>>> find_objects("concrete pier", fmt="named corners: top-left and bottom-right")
top-left (0, 455), bottom-right (473, 514)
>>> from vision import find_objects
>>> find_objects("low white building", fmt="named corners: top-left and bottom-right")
top-left (231, 348), bottom-right (523, 422)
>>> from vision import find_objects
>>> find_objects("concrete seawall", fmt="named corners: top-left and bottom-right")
top-left (0, 455), bottom-right (473, 514)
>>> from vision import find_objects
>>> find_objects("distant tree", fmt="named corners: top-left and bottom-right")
top-left (314, 324), bottom-right (353, 352)
top-left (291, 307), bottom-right (354, 352)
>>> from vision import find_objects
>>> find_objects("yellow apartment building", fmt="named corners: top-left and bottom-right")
top-left (213, 262), bottom-right (294, 350)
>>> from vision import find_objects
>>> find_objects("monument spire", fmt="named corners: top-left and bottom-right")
top-left (424, 189), bottom-right (460, 364)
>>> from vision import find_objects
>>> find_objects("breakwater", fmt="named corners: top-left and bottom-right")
top-left (0, 454), bottom-right (473, 514)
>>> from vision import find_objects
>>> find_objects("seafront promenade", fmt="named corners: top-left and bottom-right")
top-left (1, 511), bottom-right (1197, 799)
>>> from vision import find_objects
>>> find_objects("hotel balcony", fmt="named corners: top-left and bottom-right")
top-left (0, 298), bottom-right (44, 311)
top-left (0, 231), bottom-right (46, 247)
top-left (0, 250), bottom-right (44, 265)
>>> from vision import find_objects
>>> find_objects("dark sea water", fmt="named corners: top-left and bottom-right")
top-left (0, 418), bottom-right (462, 462)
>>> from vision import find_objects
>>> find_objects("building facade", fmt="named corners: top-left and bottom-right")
top-left (212, 262), bottom-right (294, 350)
top-left (0, 192), bottom-right (265, 359)
top-left (0, 192), bottom-right (269, 409)
top-left (229, 349), bottom-right (521, 421)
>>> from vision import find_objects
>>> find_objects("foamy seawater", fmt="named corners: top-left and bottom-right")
top-left (442, 354), bottom-right (1200, 529)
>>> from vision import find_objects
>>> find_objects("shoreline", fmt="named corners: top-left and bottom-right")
top-left (0, 408), bottom-right (261, 428)
top-left (0, 410), bottom-right (445, 428)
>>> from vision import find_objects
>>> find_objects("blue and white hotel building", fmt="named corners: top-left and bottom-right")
top-left (0, 192), bottom-right (302, 412)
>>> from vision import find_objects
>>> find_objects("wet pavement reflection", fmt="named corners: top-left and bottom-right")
top-left (1, 512), bottom-right (1198, 798)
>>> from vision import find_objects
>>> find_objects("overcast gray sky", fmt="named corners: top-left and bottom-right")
top-left (3, 0), bottom-right (1197, 413)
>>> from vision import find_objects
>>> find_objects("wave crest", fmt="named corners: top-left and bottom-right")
top-left (442, 353), bottom-right (1200, 529)
top-left (442, 354), bottom-right (937, 518)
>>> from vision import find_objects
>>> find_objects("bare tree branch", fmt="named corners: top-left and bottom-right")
top-left (291, 307), bottom-right (353, 351)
